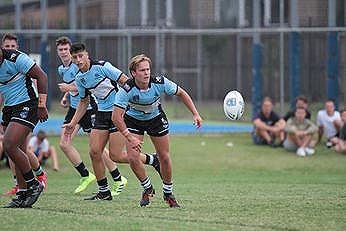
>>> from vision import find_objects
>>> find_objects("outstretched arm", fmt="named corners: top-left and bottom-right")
top-left (175, 86), bottom-right (202, 128)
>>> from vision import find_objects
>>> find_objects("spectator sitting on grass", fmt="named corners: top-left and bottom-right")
top-left (283, 107), bottom-right (318, 157)
top-left (252, 96), bottom-right (286, 147)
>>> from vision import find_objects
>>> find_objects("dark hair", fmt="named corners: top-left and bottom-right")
top-left (55, 36), bottom-right (72, 47)
top-left (37, 130), bottom-right (47, 141)
top-left (1, 33), bottom-right (18, 44)
top-left (326, 99), bottom-right (336, 105)
top-left (262, 96), bottom-right (273, 105)
top-left (295, 106), bottom-right (306, 112)
top-left (296, 95), bottom-right (308, 104)
top-left (70, 43), bottom-right (86, 54)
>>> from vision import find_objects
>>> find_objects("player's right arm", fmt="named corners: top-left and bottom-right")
top-left (112, 88), bottom-right (142, 152)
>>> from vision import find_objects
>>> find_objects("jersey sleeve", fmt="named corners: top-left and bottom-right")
top-left (163, 77), bottom-right (178, 95)
top-left (114, 87), bottom-right (130, 110)
top-left (16, 53), bottom-right (36, 74)
top-left (102, 62), bottom-right (123, 82)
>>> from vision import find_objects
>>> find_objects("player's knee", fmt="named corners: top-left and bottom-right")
top-left (157, 152), bottom-right (170, 165)
top-left (89, 148), bottom-right (102, 160)
top-left (109, 151), bottom-right (127, 163)
top-left (126, 151), bottom-right (140, 164)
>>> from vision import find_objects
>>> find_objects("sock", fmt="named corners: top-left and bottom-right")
top-left (145, 154), bottom-right (154, 165)
top-left (110, 168), bottom-right (121, 181)
top-left (23, 170), bottom-right (38, 188)
top-left (75, 162), bottom-right (89, 177)
top-left (163, 182), bottom-right (173, 196)
top-left (13, 175), bottom-right (18, 186)
top-left (140, 176), bottom-right (152, 190)
top-left (97, 178), bottom-right (109, 193)
top-left (33, 166), bottom-right (44, 177)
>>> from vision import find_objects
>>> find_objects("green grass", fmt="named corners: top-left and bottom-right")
top-left (1, 133), bottom-right (346, 230)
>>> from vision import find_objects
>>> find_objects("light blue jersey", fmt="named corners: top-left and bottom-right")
top-left (115, 75), bottom-right (178, 121)
top-left (57, 62), bottom-right (81, 108)
top-left (75, 60), bottom-right (123, 112)
top-left (0, 49), bottom-right (37, 106)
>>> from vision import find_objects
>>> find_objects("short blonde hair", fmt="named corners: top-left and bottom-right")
top-left (128, 54), bottom-right (152, 76)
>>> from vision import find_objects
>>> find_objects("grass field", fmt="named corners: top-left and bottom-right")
top-left (0, 133), bottom-right (346, 231)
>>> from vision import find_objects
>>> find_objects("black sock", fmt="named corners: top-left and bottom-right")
top-left (144, 154), bottom-right (154, 165)
top-left (97, 178), bottom-right (109, 193)
top-left (23, 170), bottom-right (38, 187)
top-left (110, 168), bottom-right (121, 181)
top-left (33, 166), bottom-right (44, 177)
top-left (75, 162), bottom-right (89, 177)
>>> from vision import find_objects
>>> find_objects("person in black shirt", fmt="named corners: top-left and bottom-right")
top-left (283, 95), bottom-right (311, 121)
top-left (252, 97), bottom-right (286, 147)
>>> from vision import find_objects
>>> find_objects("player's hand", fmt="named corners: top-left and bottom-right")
top-left (58, 83), bottom-right (75, 93)
top-left (58, 83), bottom-right (69, 92)
top-left (37, 107), bottom-right (48, 122)
top-left (60, 98), bottom-right (69, 108)
top-left (62, 123), bottom-right (75, 141)
top-left (126, 134), bottom-right (143, 152)
top-left (193, 114), bottom-right (202, 129)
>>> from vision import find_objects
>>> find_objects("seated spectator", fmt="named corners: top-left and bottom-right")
top-left (317, 99), bottom-right (342, 148)
top-left (252, 96), bottom-right (286, 147)
top-left (330, 108), bottom-right (346, 153)
top-left (28, 130), bottom-right (59, 171)
top-left (283, 107), bottom-right (318, 157)
top-left (283, 95), bottom-right (311, 121)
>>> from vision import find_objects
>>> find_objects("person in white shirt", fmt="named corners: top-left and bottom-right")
top-left (28, 130), bottom-right (59, 171)
top-left (316, 100), bottom-right (342, 147)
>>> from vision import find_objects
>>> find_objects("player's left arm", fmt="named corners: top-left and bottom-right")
top-left (175, 86), bottom-right (202, 128)
top-left (27, 64), bottom-right (48, 122)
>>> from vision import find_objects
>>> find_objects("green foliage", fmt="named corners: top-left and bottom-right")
top-left (0, 134), bottom-right (346, 230)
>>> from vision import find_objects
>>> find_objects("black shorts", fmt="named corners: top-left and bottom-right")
top-left (124, 113), bottom-right (169, 137)
top-left (93, 111), bottom-right (118, 133)
top-left (63, 107), bottom-right (94, 133)
top-left (1, 99), bottom-right (38, 130)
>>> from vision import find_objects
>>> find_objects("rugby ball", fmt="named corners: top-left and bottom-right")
top-left (223, 90), bottom-right (244, 120)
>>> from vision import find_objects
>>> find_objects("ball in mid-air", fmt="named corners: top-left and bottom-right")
top-left (223, 90), bottom-right (244, 120)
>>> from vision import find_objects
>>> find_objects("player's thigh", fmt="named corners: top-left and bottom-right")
top-left (4, 122), bottom-right (31, 148)
top-left (150, 134), bottom-right (170, 155)
top-left (108, 131), bottom-right (127, 156)
top-left (89, 129), bottom-right (109, 154)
